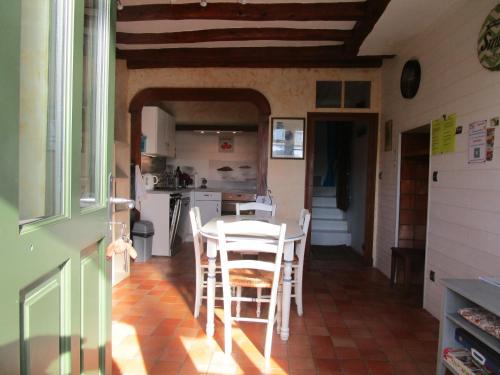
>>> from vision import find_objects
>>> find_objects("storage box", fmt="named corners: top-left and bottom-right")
top-left (132, 221), bottom-right (154, 263)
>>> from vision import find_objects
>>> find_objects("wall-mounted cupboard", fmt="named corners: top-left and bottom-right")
top-left (141, 106), bottom-right (176, 157)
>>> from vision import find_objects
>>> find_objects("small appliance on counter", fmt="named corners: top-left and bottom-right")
top-left (143, 173), bottom-right (159, 191)
top-left (200, 177), bottom-right (208, 189)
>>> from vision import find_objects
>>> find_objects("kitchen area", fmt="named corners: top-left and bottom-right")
top-left (134, 100), bottom-right (261, 260)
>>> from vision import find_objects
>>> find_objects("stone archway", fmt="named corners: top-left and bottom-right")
top-left (129, 87), bottom-right (271, 194)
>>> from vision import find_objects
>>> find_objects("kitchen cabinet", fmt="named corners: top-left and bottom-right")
top-left (141, 106), bottom-right (176, 157)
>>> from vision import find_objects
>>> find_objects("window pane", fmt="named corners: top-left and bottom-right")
top-left (19, 0), bottom-right (65, 223)
top-left (80, 0), bottom-right (105, 208)
top-left (344, 81), bottom-right (371, 108)
top-left (316, 81), bottom-right (341, 108)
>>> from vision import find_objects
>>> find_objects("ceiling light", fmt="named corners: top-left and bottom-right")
top-left (116, 0), bottom-right (124, 10)
top-left (200, 0), bottom-right (207, 6)
top-left (216, 131), bottom-right (221, 134)
top-left (239, 0), bottom-right (247, 4)
top-left (200, 131), bottom-right (205, 134)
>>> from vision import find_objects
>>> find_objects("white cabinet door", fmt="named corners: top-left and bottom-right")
top-left (156, 108), bottom-right (168, 156)
top-left (197, 200), bottom-right (220, 226)
top-left (165, 112), bottom-right (176, 157)
top-left (142, 106), bottom-right (158, 154)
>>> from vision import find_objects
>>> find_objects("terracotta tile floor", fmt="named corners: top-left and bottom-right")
top-left (112, 245), bottom-right (439, 374)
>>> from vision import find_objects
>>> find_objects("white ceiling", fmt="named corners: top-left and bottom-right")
top-left (359, 0), bottom-right (462, 55)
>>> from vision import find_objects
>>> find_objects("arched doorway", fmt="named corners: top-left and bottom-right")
top-left (129, 87), bottom-right (271, 194)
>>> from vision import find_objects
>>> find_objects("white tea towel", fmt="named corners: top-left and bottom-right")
top-left (256, 195), bottom-right (272, 205)
top-left (135, 165), bottom-right (147, 210)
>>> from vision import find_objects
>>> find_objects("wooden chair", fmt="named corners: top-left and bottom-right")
top-left (259, 208), bottom-right (311, 316)
top-left (189, 207), bottom-right (223, 318)
top-left (236, 201), bottom-right (276, 316)
top-left (292, 208), bottom-right (311, 316)
top-left (217, 219), bottom-right (286, 359)
top-left (236, 202), bottom-right (277, 217)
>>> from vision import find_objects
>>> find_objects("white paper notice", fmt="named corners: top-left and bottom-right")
top-left (469, 120), bottom-right (487, 163)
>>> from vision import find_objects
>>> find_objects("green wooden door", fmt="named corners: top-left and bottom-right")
top-left (0, 0), bottom-right (116, 374)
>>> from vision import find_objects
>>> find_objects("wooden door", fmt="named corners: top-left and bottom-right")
top-left (0, 0), bottom-right (116, 373)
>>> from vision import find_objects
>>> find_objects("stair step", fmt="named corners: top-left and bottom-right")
top-left (313, 186), bottom-right (336, 197)
top-left (311, 230), bottom-right (352, 246)
top-left (312, 218), bottom-right (348, 231)
top-left (312, 196), bottom-right (337, 208)
top-left (312, 207), bottom-right (344, 220)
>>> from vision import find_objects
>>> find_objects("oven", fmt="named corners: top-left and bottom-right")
top-left (221, 192), bottom-right (257, 215)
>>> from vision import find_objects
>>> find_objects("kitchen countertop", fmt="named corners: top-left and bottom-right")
top-left (153, 187), bottom-right (257, 194)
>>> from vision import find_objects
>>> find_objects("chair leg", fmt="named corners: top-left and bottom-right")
top-left (194, 268), bottom-right (203, 318)
top-left (256, 287), bottom-right (262, 317)
top-left (236, 286), bottom-right (242, 318)
top-left (223, 285), bottom-right (233, 356)
top-left (264, 298), bottom-right (276, 360)
top-left (276, 289), bottom-right (282, 334)
top-left (295, 267), bottom-right (303, 316)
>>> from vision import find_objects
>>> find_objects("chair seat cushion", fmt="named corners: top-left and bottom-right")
top-left (229, 269), bottom-right (275, 288)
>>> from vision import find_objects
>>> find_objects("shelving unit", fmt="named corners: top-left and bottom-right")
top-left (437, 279), bottom-right (500, 375)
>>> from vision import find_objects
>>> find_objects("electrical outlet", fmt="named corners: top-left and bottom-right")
top-left (430, 270), bottom-right (435, 282)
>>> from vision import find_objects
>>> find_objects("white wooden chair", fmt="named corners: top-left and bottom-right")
top-left (189, 207), bottom-right (223, 318)
top-left (235, 201), bottom-right (277, 316)
top-left (258, 208), bottom-right (311, 316)
top-left (216, 219), bottom-right (286, 359)
top-left (292, 208), bottom-right (311, 316)
top-left (236, 202), bottom-right (277, 217)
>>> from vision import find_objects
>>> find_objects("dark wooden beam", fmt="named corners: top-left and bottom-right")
top-left (116, 28), bottom-right (352, 45)
top-left (117, 2), bottom-right (366, 22)
top-left (176, 124), bottom-right (258, 132)
top-left (118, 46), bottom-right (385, 68)
top-left (344, 0), bottom-right (391, 54)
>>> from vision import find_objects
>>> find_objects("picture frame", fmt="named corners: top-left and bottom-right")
top-left (271, 117), bottom-right (305, 159)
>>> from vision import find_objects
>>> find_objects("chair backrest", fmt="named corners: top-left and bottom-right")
top-left (216, 220), bottom-right (286, 287)
top-left (296, 209), bottom-right (311, 262)
top-left (236, 202), bottom-right (277, 217)
top-left (189, 207), bottom-right (204, 269)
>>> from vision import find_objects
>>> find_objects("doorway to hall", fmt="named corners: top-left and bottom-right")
top-left (305, 113), bottom-right (378, 265)
top-left (395, 124), bottom-right (430, 305)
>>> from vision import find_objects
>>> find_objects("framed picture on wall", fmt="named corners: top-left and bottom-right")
top-left (384, 120), bottom-right (393, 151)
top-left (271, 118), bottom-right (305, 159)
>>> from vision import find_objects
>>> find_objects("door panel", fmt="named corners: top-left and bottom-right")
top-left (20, 261), bottom-right (71, 375)
top-left (0, 0), bottom-right (116, 373)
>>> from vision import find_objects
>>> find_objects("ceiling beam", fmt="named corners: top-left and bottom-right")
top-left (117, 2), bottom-right (366, 22)
top-left (117, 46), bottom-right (385, 69)
top-left (116, 28), bottom-right (352, 45)
top-left (344, 0), bottom-right (391, 54)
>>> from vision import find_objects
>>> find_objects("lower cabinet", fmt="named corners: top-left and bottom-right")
top-left (437, 279), bottom-right (500, 375)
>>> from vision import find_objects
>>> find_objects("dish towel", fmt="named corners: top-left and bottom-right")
top-left (106, 238), bottom-right (138, 259)
top-left (135, 165), bottom-right (147, 210)
top-left (256, 195), bottom-right (272, 205)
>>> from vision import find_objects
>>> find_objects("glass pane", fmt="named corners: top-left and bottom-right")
top-left (316, 81), bottom-right (341, 108)
top-left (344, 81), bottom-right (371, 108)
top-left (80, 0), bottom-right (104, 208)
top-left (19, 0), bottom-right (65, 223)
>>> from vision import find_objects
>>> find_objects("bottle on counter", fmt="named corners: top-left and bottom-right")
top-left (175, 167), bottom-right (181, 188)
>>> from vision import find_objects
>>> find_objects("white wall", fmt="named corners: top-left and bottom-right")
top-left (173, 131), bottom-right (258, 190)
top-left (377, 0), bottom-right (500, 318)
top-left (347, 123), bottom-right (368, 254)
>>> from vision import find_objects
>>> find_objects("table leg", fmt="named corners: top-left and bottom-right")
top-left (206, 238), bottom-right (217, 337)
top-left (280, 242), bottom-right (293, 341)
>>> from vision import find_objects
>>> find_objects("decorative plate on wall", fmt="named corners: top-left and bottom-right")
top-left (400, 59), bottom-right (421, 99)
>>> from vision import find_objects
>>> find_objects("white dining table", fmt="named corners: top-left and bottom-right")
top-left (200, 214), bottom-right (304, 341)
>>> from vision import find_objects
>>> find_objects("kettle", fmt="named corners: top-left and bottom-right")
top-left (143, 173), bottom-right (159, 191)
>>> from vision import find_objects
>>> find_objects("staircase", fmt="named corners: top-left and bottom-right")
top-left (311, 187), bottom-right (352, 246)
